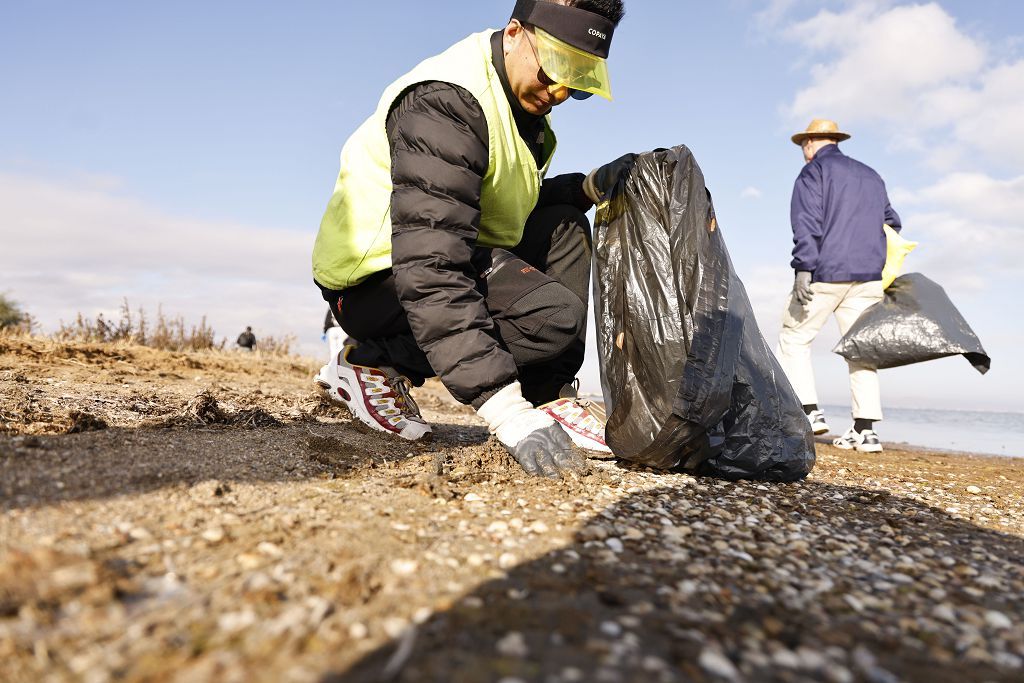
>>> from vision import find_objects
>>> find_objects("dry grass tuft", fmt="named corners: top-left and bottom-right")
top-left (48, 299), bottom-right (294, 356)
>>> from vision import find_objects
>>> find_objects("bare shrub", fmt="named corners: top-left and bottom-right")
top-left (256, 334), bottom-right (296, 356)
top-left (0, 294), bottom-right (33, 333)
top-left (56, 299), bottom-right (228, 352)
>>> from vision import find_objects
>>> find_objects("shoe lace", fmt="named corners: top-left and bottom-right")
top-left (558, 379), bottom-right (607, 423)
top-left (387, 373), bottom-right (422, 419)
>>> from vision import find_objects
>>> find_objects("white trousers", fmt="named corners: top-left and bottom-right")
top-left (778, 280), bottom-right (884, 421)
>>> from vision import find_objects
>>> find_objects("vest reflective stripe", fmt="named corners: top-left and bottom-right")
top-left (313, 31), bottom-right (557, 290)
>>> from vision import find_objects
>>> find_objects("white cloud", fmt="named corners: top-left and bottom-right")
top-left (0, 172), bottom-right (327, 356)
top-left (740, 186), bottom-right (764, 199)
top-left (913, 172), bottom-right (1024, 225)
top-left (783, 1), bottom-right (1024, 170)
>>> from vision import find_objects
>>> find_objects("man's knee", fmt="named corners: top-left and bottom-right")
top-left (532, 287), bottom-right (586, 359)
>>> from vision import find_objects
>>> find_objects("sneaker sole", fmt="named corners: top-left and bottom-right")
top-left (560, 426), bottom-right (612, 454)
top-left (856, 443), bottom-right (883, 453)
top-left (812, 425), bottom-right (830, 435)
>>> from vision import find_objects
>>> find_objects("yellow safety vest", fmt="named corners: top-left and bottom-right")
top-left (313, 30), bottom-right (557, 290)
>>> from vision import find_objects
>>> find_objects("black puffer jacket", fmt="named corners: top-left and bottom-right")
top-left (385, 32), bottom-right (589, 407)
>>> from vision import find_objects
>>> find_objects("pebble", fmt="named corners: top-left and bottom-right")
top-left (580, 524), bottom-right (608, 541)
top-left (966, 485), bottom-right (982, 495)
top-left (529, 521), bottom-right (549, 534)
top-left (600, 621), bottom-right (622, 637)
top-left (464, 492), bottom-right (484, 502)
top-left (984, 610), bottom-right (1012, 630)
top-left (382, 617), bottom-right (409, 639)
top-left (496, 631), bottom-right (529, 658)
top-left (606, 538), bottom-right (624, 553)
top-left (772, 648), bottom-right (802, 668)
top-left (256, 542), bottom-right (283, 558)
top-left (236, 553), bottom-right (262, 570)
top-left (201, 527), bottom-right (225, 544)
top-left (699, 647), bottom-right (739, 680)
top-left (218, 609), bottom-right (256, 633)
top-left (390, 559), bottom-right (418, 576)
top-left (498, 553), bottom-right (518, 570)
top-left (348, 622), bottom-right (368, 639)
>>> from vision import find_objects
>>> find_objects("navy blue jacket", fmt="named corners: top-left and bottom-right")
top-left (790, 144), bottom-right (901, 283)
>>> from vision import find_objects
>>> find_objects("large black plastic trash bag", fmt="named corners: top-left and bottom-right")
top-left (833, 272), bottom-right (991, 374)
top-left (592, 145), bottom-right (815, 481)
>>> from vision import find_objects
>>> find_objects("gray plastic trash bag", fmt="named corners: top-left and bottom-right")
top-left (833, 272), bottom-right (990, 374)
top-left (592, 145), bottom-right (815, 481)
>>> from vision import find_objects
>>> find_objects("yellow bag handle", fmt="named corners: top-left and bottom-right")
top-left (881, 224), bottom-right (918, 289)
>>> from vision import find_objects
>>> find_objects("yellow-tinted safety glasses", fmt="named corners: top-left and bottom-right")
top-left (533, 26), bottom-right (612, 101)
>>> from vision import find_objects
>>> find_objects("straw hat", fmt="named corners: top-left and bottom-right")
top-left (791, 119), bottom-right (851, 145)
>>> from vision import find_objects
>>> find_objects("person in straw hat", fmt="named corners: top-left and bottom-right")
top-left (777, 119), bottom-right (903, 453)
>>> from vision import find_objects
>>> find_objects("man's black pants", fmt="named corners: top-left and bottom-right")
top-left (316, 204), bottom-right (591, 406)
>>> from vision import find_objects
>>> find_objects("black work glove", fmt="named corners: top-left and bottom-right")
top-left (538, 172), bottom-right (593, 212)
top-left (582, 153), bottom-right (638, 204)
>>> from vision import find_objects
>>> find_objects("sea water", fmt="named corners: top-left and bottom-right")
top-left (822, 405), bottom-right (1024, 458)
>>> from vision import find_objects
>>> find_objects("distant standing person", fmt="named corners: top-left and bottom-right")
top-left (777, 119), bottom-right (902, 453)
top-left (237, 326), bottom-right (256, 351)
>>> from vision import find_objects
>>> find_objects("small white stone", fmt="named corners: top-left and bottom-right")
top-left (985, 610), bottom-right (1012, 630)
top-left (496, 631), bottom-right (529, 658)
top-left (390, 559), bottom-right (418, 576)
top-left (966, 485), bottom-right (982, 495)
top-left (772, 648), bottom-right (801, 669)
top-left (529, 521), bottom-right (550, 534)
top-left (218, 609), bottom-right (256, 633)
top-left (699, 648), bottom-right (738, 680)
top-left (349, 622), bottom-right (368, 639)
top-left (600, 620), bottom-right (622, 637)
top-left (606, 538), bottom-right (624, 553)
top-left (464, 492), bottom-right (484, 502)
top-left (487, 521), bottom-right (509, 534)
top-left (382, 617), bottom-right (409, 638)
top-left (201, 527), bottom-right (225, 543)
top-left (257, 542), bottom-right (283, 558)
top-left (561, 667), bottom-right (584, 682)
top-left (498, 553), bottom-right (518, 570)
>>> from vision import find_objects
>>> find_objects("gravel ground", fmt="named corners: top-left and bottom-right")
top-left (1, 336), bottom-right (1022, 682)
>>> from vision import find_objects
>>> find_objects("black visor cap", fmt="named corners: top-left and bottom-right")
top-left (510, 0), bottom-right (615, 58)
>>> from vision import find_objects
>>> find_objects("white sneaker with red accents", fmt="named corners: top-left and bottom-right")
top-left (314, 347), bottom-right (431, 442)
top-left (538, 386), bottom-right (611, 454)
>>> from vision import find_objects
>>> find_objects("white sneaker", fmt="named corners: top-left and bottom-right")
top-left (807, 409), bottom-right (830, 435)
top-left (538, 387), bottom-right (611, 454)
top-left (833, 427), bottom-right (882, 453)
top-left (314, 347), bottom-right (431, 442)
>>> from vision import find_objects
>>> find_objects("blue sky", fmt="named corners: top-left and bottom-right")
top-left (2, 1), bottom-right (1022, 413)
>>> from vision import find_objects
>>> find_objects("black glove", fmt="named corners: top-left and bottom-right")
top-left (582, 153), bottom-right (638, 204)
top-left (538, 172), bottom-right (593, 212)
top-left (793, 271), bottom-right (814, 305)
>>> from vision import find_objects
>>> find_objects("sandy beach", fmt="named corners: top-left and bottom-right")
top-left (2, 335), bottom-right (1021, 682)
